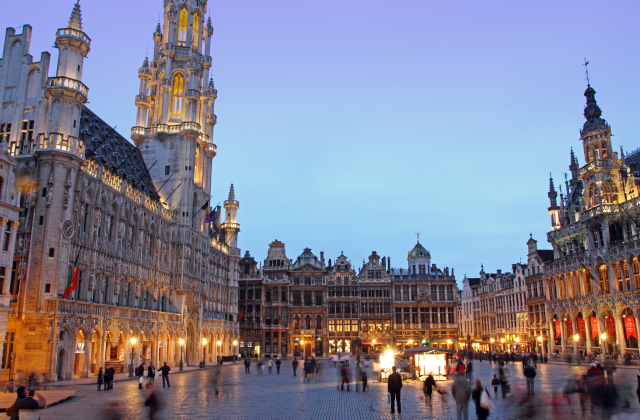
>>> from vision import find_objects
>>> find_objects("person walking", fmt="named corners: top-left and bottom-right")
top-left (423, 373), bottom-right (437, 402)
top-left (387, 366), bottom-right (403, 414)
top-left (144, 384), bottom-right (161, 420)
top-left (275, 357), bottom-right (281, 374)
top-left (603, 356), bottom-right (616, 385)
top-left (159, 362), bottom-right (171, 388)
top-left (471, 379), bottom-right (491, 420)
top-left (4, 378), bottom-right (16, 393)
top-left (466, 359), bottom-right (474, 383)
top-left (498, 362), bottom-right (509, 398)
top-left (137, 363), bottom-right (146, 390)
top-left (268, 358), bottom-right (273, 374)
top-left (304, 358), bottom-right (313, 383)
top-left (244, 356), bottom-right (251, 374)
top-left (523, 362), bottom-right (536, 396)
top-left (147, 363), bottom-right (155, 388)
top-left (97, 367), bottom-right (104, 391)
top-left (355, 363), bottom-right (362, 392)
top-left (340, 363), bottom-right (350, 391)
top-left (491, 375), bottom-right (499, 397)
top-left (451, 375), bottom-right (472, 420)
top-left (332, 354), bottom-right (338, 368)
top-left (292, 358), bottom-right (299, 376)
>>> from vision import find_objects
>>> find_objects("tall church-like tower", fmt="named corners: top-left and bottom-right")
top-left (131, 0), bottom-right (218, 232)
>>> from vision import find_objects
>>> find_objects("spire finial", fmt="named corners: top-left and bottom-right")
top-left (228, 184), bottom-right (235, 201)
top-left (584, 58), bottom-right (590, 86)
top-left (549, 173), bottom-right (556, 193)
top-left (415, 232), bottom-right (420, 243)
top-left (68, 0), bottom-right (83, 31)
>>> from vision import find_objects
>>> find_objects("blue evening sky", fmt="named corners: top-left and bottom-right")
top-left (3, 0), bottom-right (639, 284)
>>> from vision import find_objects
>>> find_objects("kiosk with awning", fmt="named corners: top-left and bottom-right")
top-left (400, 346), bottom-right (455, 381)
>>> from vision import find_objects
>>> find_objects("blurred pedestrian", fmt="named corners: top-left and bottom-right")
top-left (275, 357), bottom-right (281, 374)
top-left (268, 358), bottom-right (273, 374)
top-left (491, 375), bottom-right (499, 397)
top-left (147, 363), bottom-right (155, 388)
top-left (137, 362), bottom-right (146, 390)
top-left (451, 375), bottom-right (471, 420)
top-left (244, 356), bottom-right (251, 374)
top-left (9, 386), bottom-right (45, 420)
top-left (292, 358), bottom-right (298, 376)
top-left (471, 379), bottom-right (491, 420)
top-left (105, 366), bottom-right (115, 390)
top-left (523, 362), bottom-right (536, 396)
top-left (332, 354), bottom-right (338, 368)
top-left (103, 401), bottom-right (124, 420)
top-left (361, 370), bottom-right (367, 392)
top-left (144, 384), bottom-right (162, 419)
top-left (466, 359), bottom-right (474, 383)
top-left (498, 362), bottom-right (509, 398)
top-left (355, 363), bottom-right (362, 392)
top-left (603, 356), bottom-right (616, 385)
top-left (423, 373), bottom-right (436, 401)
top-left (4, 378), bottom-right (15, 393)
top-left (97, 367), bottom-right (104, 391)
top-left (387, 366), bottom-right (402, 414)
top-left (305, 358), bottom-right (313, 383)
top-left (159, 362), bottom-right (171, 388)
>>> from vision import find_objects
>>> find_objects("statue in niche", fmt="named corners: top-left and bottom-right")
top-left (46, 187), bottom-right (54, 207)
top-left (93, 209), bottom-right (102, 229)
top-left (118, 221), bottom-right (125, 239)
top-left (105, 215), bottom-right (112, 237)
top-left (138, 230), bottom-right (144, 248)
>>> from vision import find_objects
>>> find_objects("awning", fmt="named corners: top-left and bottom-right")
top-left (361, 338), bottom-right (393, 345)
top-left (400, 346), bottom-right (455, 354)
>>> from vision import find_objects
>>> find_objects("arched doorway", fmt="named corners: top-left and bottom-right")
top-left (90, 330), bottom-right (100, 375)
top-left (622, 308), bottom-right (638, 349)
top-left (56, 348), bottom-right (66, 381)
top-left (74, 330), bottom-right (86, 377)
top-left (304, 342), bottom-right (312, 358)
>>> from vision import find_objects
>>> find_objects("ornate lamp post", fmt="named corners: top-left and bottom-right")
top-left (179, 338), bottom-right (184, 371)
top-left (129, 337), bottom-right (137, 377)
top-left (200, 338), bottom-right (207, 368)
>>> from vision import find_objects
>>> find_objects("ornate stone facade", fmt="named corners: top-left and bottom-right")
top-left (0, 1), bottom-right (240, 381)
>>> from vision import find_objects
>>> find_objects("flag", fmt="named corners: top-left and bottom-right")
top-left (238, 305), bottom-right (244, 322)
top-left (200, 201), bottom-right (210, 213)
top-left (205, 206), bottom-right (217, 223)
top-left (62, 249), bottom-right (81, 299)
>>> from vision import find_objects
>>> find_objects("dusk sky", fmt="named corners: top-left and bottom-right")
top-left (3, 0), bottom-right (639, 284)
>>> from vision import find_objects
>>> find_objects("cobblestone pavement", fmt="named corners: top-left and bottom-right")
top-left (37, 359), bottom-right (640, 419)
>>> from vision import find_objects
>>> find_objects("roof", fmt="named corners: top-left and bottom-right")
top-left (537, 250), bottom-right (554, 262)
top-left (79, 107), bottom-right (159, 200)
top-left (468, 278), bottom-right (480, 287)
top-left (408, 241), bottom-right (431, 259)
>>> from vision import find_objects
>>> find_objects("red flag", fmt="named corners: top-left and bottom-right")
top-left (578, 318), bottom-right (586, 338)
top-left (62, 250), bottom-right (81, 299)
top-left (590, 317), bottom-right (599, 340)
top-left (555, 319), bottom-right (561, 339)
top-left (565, 319), bottom-right (573, 337)
top-left (606, 316), bottom-right (616, 338)
top-left (624, 315), bottom-right (638, 340)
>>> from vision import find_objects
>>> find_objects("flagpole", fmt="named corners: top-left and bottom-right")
top-left (548, 235), bottom-right (606, 293)
top-left (163, 183), bottom-right (182, 205)
top-left (192, 194), bottom-right (214, 219)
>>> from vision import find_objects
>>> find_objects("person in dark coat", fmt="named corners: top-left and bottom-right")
top-left (147, 363), bottom-right (155, 388)
top-left (471, 379), bottom-right (490, 420)
top-left (97, 367), bottom-right (104, 391)
top-left (292, 358), bottom-right (299, 376)
top-left (636, 368), bottom-right (640, 404)
top-left (275, 357), bottom-right (281, 374)
top-left (387, 366), bottom-right (403, 414)
top-left (158, 362), bottom-right (171, 388)
top-left (138, 363), bottom-right (146, 389)
top-left (144, 384), bottom-right (161, 419)
top-left (9, 387), bottom-right (44, 420)
top-left (105, 366), bottom-right (115, 390)
top-left (423, 373), bottom-right (436, 401)
top-left (244, 356), bottom-right (251, 374)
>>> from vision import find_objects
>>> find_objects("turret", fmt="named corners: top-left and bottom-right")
top-left (135, 57), bottom-right (152, 127)
top-left (569, 148), bottom-right (580, 179)
top-left (45, 0), bottom-right (90, 140)
top-left (223, 184), bottom-right (239, 248)
top-left (548, 174), bottom-right (560, 230)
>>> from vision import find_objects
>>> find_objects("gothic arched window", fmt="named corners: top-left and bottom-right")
top-left (178, 9), bottom-right (188, 46)
top-left (192, 14), bottom-right (200, 49)
top-left (588, 184), bottom-right (597, 207)
top-left (172, 74), bottom-right (184, 119)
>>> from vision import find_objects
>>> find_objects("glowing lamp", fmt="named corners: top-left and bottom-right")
top-left (179, 338), bottom-right (184, 346)
top-left (373, 339), bottom-right (376, 344)
top-left (515, 337), bottom-right (520, 342)
top-left (500, 338), bottom-right (505, 343)
top-left (537, 336), bottom-right (543, 342)
top-left (130, 337), bottom-right (137, 345)
top-left (300, 340), bottom-right (304, 345)
top-left (233, 340), bottom-right (238, 346)
top-left (490, 338), bottom-right (495, 343)
top-left (202, 338), bottom-right (207, 346)
top-left (600, 333), bottom-right (607, 340)
top-left (217, 340), bottom-right (222, 346)
top-left (573, 334), bottom-right (579, 341)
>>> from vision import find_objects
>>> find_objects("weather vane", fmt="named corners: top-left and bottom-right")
top-left (416, 232), bottom-right (420, 242)
top-left (584, 58), bottom-right (590, 86)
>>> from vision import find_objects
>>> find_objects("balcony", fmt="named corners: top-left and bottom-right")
top-left (579, 159), bottom-right (624, 176)
top-left (131, 122), bottom-right (202, 140)
top-left (47, 76), bottom-right (88, 99)
top-left (135, 95), bottom-right (150, 106)
top-left (46, 299), bottom-right (181, 322)
top-left (10, 133), bottom-right (85, 158)
top-left (56, 27), bottom-right (91, 46)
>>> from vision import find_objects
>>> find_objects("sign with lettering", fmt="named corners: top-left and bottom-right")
top-left (624, 315), bottom-right (638, 340)
top-left (578, 318), bottom-right (586, 338)
top-left (554, 319), bottom-right (561, 339)
top-left (590, 317), bottom-right (599, 340)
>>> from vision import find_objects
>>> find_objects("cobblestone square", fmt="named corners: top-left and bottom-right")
top-left (37, 360), bottom-right (640, 419)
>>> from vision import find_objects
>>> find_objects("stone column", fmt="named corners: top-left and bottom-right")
top-left (84, 336), bottom-right (92, 378)
top-left (560, 318), bottom-right (567, 354)
top-left (615, 315), bottom-right (626, 354)
top-left (585, 317), bottom-right (593, 355)
top-left (598, 316), bottom-right (607, 354)
top-left (572, 319), bottom-right (579, 355)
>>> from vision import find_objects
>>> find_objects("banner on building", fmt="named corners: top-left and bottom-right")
top-left (565, 319), bottom-right (573, 337)
top-left (590, 317), bottom-right (599, 340)
top-left (578, 318), bottom-right (586, 338)
top-left (555, 319), bottom-right (561, 339)
top-left (606, 316), bottom-right (616, 338)
top-left (624, 315), bottom-right (638, 340)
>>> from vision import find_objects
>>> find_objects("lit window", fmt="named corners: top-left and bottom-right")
top-left (192, 14), bottom-right (200, 49)
top-left (178, 9), bottom-right (188, 46)
top-left (172, 74), bottom-right (184, 119)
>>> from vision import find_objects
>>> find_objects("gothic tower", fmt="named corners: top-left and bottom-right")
top-left (131, 0), bottom-right (218, 232)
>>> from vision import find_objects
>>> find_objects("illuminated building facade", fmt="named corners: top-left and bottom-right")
top-left (0, 1), bottom-right (240, 381)
top-left (524, 236), bottom-right (554, 355)
top-left (543, 83), bottom-right (640, 356)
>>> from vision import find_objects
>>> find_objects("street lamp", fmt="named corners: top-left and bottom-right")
top-left (179, 338), bottom-right (184, 371)
top-left (129, 337), bottom-right (137, 377)
top-left (201, 338), bottom-right (207, 368)
top-left (573, 334), bottom-right (579, 342)
top-left (233, 340), bottom-right (238, 363)
top-left (600, 333), bottom-right (607, 341)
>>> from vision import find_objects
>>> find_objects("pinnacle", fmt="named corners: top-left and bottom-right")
top-left (68, 0), bottom-right (83, 31)
top-left (228, 184), bottom-right (235, 201)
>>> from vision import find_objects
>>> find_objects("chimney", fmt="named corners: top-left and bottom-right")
top-left (320, 251), bottom-right (325, 265)
top-left (497, 269), bottom-right (502, 275)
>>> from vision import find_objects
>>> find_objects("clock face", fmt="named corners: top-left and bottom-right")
top-left (62, 220), bottom-right (74, 239)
